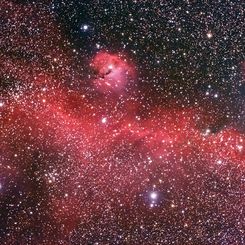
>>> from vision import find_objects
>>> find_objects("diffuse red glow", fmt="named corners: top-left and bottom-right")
top-left (91, 51), bottom-right (136, 94)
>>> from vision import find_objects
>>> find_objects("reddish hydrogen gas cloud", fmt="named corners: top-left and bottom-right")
top-left (91, 51), bottom-right (136, 94)
top-left (0, 1), bottom-right (244, 244)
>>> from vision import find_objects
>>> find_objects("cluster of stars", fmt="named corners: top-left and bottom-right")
top-left (149, 191), bottom-right (159, 208)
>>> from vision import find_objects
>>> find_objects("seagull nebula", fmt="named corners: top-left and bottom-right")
top-left (0, 1), bottom-right (244, 245)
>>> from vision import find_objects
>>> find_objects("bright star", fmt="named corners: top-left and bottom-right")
top-left (150, 191), bottom-right (158, 200)
top-left (207, 31), bottom-right (213, 39)
top-left (101, 117), bottom-right (107, 124)
top-left (81, 24), bottom-right (89, 31)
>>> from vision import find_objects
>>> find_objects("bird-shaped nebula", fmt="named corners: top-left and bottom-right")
top-left (0, 1), bottom-right (244, 245)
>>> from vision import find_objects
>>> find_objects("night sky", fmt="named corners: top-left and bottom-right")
top-left (0, 1), bottom-right (245, 244)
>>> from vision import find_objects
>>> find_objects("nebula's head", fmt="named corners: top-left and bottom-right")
top-left (91, 51), bottom-right (136, 94)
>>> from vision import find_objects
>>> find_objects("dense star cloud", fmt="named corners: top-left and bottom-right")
top-left (0, 1), bottom-right (244, 245)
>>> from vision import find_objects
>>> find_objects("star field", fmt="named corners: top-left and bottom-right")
top-left (0, 1), bottom-right (244, 244)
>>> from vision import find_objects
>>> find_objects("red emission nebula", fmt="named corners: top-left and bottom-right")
top-left (0, 1), bottom-right (244, 245)
top-left (91, 51), bottom-right (136, 94)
